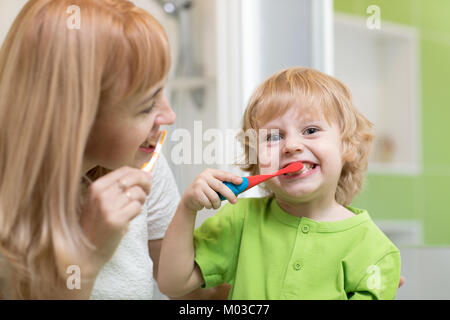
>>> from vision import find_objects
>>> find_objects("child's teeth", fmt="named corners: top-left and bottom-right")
top-left (302, 163), bottom-right (315, 171)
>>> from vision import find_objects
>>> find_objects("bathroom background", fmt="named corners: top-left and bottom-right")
top-left (1, 0), bottom-right (449, 299)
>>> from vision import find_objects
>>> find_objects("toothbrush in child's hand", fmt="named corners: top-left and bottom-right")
top-left (218, 162), bottom-right (304, 201)
top-left (141, 130), bottom-right (167, 173)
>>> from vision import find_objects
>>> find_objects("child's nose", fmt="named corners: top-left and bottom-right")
top-left (282, 137), bottom-right (304, 154)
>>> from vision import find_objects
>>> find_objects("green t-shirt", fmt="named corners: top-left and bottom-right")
top-left (194, 197), bottom-right (401, 300)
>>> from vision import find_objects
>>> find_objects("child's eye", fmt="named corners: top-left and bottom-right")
top-left (303, 127), bottom-right (319, 135)
top-left (266, 133), bottom-right (282, 142)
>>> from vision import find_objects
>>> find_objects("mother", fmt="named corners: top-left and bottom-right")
top-left (0, 0), bottom-right (225, 299)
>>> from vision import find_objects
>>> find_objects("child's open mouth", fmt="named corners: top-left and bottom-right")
top-left (281, 162), bottom-right (319, 179)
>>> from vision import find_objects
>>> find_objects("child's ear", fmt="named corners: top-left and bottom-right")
top-left (341, 143), bottom-right (357, 163)
top-left (342, 152), bottom-right (357, 163)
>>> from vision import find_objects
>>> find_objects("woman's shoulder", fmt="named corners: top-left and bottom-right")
top-left (149, 153), bottom-right (173, 184)
top-left (145, 153), bottom-right (180, 204)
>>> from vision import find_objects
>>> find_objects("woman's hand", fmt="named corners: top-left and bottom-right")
top-left (180, 169), bottom-right (243, 213)
top-left (78, 166), bottom-right (152, 278)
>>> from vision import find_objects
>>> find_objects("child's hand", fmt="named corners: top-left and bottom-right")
top-left (181, 169), bottom-right (243, 213)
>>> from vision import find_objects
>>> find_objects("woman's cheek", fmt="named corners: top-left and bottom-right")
top-left (98, 128), bottom-right (142, 166)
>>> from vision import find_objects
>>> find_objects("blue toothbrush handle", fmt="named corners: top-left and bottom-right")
top-left (218, 177), bottom-right (249, 201)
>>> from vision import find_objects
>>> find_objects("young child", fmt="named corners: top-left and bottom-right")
top-left (158, 67), bottom-right (401, 300)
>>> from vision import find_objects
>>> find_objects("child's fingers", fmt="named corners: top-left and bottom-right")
top-left (206, 178), bottom-right (238, 205)
top-left (207, 169), bottom-right (243, 186)
top-left (197, 188), bottom-right (213, 210)
top-left (202, 183), bottom-right (222, 209)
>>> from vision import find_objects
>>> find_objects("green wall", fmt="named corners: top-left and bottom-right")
top-left (335, 0), bottom-right (450, 245)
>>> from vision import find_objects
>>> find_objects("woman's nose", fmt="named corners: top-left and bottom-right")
top-left (155, 96), bottom-right (176, 125)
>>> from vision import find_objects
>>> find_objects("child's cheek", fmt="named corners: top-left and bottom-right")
top-left (257, 145), bottom-right (280, 173)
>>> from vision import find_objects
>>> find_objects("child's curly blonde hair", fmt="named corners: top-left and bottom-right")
top-left (238, 67), bottom-right (374, 206)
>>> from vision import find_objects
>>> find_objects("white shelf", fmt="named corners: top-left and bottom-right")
top-left (335, 13), bottom-right (421, 176)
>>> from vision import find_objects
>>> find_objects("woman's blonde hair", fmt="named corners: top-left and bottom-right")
top-left (0, 0), bottom-right (170, 298)
top-left (239, 67), bottom-right (374, 206)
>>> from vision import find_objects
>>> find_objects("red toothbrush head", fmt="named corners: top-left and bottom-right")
top-left (245, 162), bottom-right (304, 190)
top-left (280, 161), bottom-right (304, 174)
